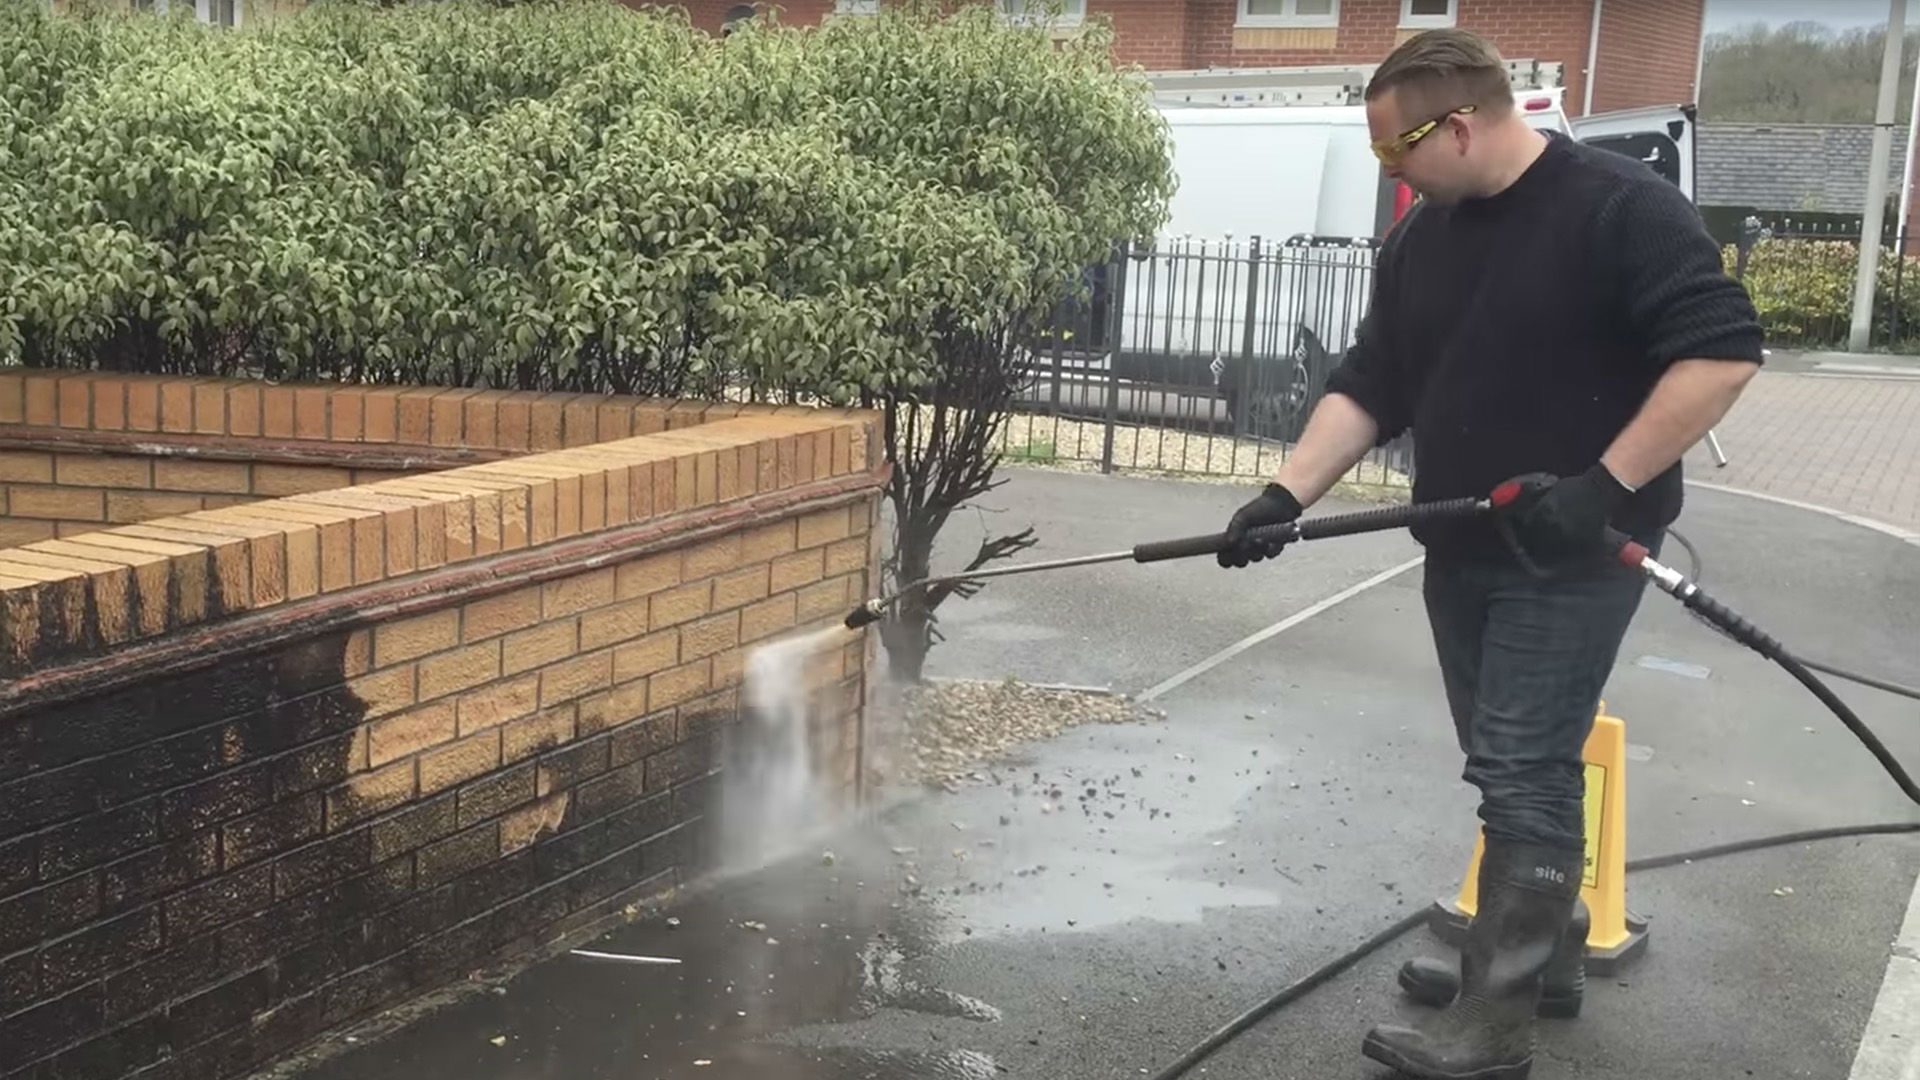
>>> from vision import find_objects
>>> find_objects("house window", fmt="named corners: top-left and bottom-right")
top-left (1236, 0), bottom-right (1338, 29)
top-left (834, 0), bottom-right (879, 13)
top-left (192, 0), bottom-right (239, 26)
top-left (999, 0), bottom-right (1085, 27)
top-left (1400, 0), bottom-right (1454, 28)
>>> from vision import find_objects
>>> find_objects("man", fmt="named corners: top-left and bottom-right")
top-left (1216, 29), bottom-right (1763, 1080)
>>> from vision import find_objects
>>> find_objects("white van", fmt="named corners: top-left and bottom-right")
top-left (1025, 63), bottom-right (1699, 443)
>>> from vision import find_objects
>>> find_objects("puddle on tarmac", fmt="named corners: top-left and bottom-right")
top-left (649, 1045), bottom-right (1003, 1080)
top-left (292, 839), bottom-right (1002, 1080)
top-left (856, 939), bottom-right (1003, 1022)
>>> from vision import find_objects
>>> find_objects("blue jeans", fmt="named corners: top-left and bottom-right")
top-left (1421, 540), bottom-right (1657, 853)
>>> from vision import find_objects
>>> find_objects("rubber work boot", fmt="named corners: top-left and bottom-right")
top-left (1397, 898), bottom-right (1590, 1018)
top-left (1361, 840), bottom-right (1583, 1080)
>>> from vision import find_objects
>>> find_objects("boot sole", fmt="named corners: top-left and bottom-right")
top-left (1360, 1032), bottom-right (1532, 1080)
top-left (1395, 970), bottom-right (1584, 1019)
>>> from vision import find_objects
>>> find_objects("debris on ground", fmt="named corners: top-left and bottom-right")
top-left (897, 678), bottom-right (1162, 788)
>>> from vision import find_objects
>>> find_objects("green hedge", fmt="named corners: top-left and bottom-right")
top-left (0, 0), bottom-right (1174, 402)
top-left (1723, 237), bottom-right (1920, 348)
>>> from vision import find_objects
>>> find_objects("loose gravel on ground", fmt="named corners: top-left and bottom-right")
top-left (886, 677), bottom-right (1163, 790)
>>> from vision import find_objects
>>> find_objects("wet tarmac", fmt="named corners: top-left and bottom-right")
top-left (292, 825), bottom-right (1009, 1080)
top-left (287, 470), bottom-right (1920, 1080)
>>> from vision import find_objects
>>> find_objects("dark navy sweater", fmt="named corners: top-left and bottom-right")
top-left (1323, 130), bottom-right (1766, 563)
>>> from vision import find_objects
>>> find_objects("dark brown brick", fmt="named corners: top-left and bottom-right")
top-left (169, 966), bottom-right (272, 1047)
top-left (417, 823), bottom-right (498, 888)
top-left (103, 934), bottom-right (222, 1023)
top-left (41, 907), bottom-right (163, 995)
top-left (92, 723), bottom-right (236, 812)
top-left (0, 763), bottom-right (102, 837)
top-left (158, 765), bottom-right (273, 838)
top-left (644, 734), bottom-right (714, 794)
top-left (100, 832), bottom-right (219, 915)
top-left (43, 1013), bottom-right (171, 1080)
top-left (270, 729), bottom-right (361, 800)
top-left (277, 930), bottom-right (374, 1002)
top-left (272, 828), bottom-right (372, 900)
top-left (403, 911), bottom-right (498, 988)
top-left (0, 693), bottom-right (154, 784)
top-left (641, 819), bottom-right (702, 878)
top-left (371, 793), bottom-right (459, 863)
top-left (455, 763), bottom-right (536, 828)
top-left (0, 834), bottom-right (34, 898)
top-left (609, 713), bottom-right (676, 768)
top-left (221, 795), bottom-right (325, 868)
top-left (677, 694), bottom-right (739, 740)
top-left (0, 881), bottom-right (49, 954)
top-left (221, 857), bottom-right (412, 973)
top-left (44, 874), bottom-right (103, 938)
top-left (317, 955), bottom-right (409, 1028)
top-left (6, 985), bottom-right (105, 1068)
top-left (535, 736), bottom-right (610, 798)
top-left (164, 863), bottom-right (272, 941)
top-left (153, 654), bottom-right (275, 726)
top-left (572, 760), bottom-right (644, 824)
top-left (1, 949), bottom-right (37, 1014)
top-left (534, 791), bottom-right (672, 879)
top-left (39, 801), bottom-right (159, 879)
top-left (672, 769), bottom-right (720, 825)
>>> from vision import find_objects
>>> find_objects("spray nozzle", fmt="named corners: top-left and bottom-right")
top-left (843, 598), bottom-right (884, 630)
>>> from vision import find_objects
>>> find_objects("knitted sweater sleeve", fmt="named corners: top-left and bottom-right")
top-left (1597, 177), bottom-right (1766, 369)
top-left (1322, 229), bottom-right (1412, 444)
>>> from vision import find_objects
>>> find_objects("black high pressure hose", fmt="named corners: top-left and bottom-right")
top-left (1143, 517), bottom-right (1920, 1080)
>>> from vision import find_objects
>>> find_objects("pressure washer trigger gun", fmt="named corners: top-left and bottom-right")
top-left (1487, 472), bottom-right (1559, 580)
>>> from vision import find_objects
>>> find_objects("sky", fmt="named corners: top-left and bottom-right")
top-left (1705, 0), bottom-right (1905, 35)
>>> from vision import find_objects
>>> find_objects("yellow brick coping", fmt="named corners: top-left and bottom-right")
top-left (0, 407), bottom-right (881, 680)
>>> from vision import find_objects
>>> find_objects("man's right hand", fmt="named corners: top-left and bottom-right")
top-left (1219, 483), bottom-right (1304, 568)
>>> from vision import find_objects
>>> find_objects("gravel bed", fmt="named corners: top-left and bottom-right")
top-left (875, 677), bottom-right (1164, 791)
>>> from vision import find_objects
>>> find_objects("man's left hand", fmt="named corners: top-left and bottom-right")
top-left (1514, 464), bottom-right (1633, 560)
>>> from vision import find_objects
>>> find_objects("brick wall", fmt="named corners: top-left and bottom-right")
top-left (0, 370), bottom-right (793, 552)
top-left (1185, 0), bottom-right (1398, 69)
top-left (1099, 0), bottom-right (1189, 71)
top-left (0, 371), bottom-right (883, 1080)
top-left (1589, 0), bottom-right (1702, 113)
top-left (0, 452), bottom-right (419, 550)
top-left (1453, 0), bottom-right (1594, 115)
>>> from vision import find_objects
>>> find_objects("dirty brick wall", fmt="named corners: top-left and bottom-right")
top-left (0, 371), bottom-right (883, 1080)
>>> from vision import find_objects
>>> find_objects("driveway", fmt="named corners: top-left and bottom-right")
top-left (283, 466), bottom-right (1920, 1080)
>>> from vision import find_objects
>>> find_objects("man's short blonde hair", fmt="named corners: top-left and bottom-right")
top-left (1365, 29), bottom-right (1514, 120)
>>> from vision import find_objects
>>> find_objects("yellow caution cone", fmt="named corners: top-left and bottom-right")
top-left (1425, 703), bottom-right (1650, 974)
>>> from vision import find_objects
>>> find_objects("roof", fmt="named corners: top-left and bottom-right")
top-left (1697, 121), bottom-right (1911, 213)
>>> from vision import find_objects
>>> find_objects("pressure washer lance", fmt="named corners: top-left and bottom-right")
top-left (841, 492), bottom-right (1499, 631)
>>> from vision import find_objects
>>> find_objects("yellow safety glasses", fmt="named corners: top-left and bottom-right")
top-left (1371, 103), bottom-right (1476, 167)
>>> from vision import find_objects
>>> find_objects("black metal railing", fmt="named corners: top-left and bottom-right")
top-left (1005, 234), bottom-right (1412, 486)
top-left (1728, 214), bottom-right (1920, 352)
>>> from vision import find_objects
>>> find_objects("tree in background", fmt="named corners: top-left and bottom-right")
top-left (0, 0), bottom-right (1176, 682)
top-left (1701, 20), bottom-right (1920, 123)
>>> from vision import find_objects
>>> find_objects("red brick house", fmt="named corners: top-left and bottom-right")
top-left (669, 0), bottom-right (1706, 117)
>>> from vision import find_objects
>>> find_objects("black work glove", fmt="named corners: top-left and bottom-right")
top-left (1513, 463), bottom-right (1633, 561)
top-left (1218, 483), bottom-right (1304, 568)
